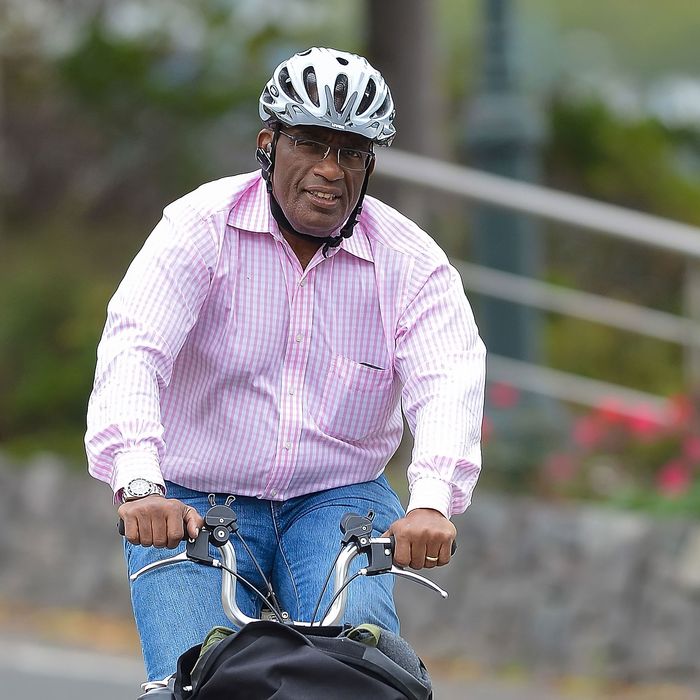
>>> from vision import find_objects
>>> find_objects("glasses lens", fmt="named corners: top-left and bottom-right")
top-left (293, 138), bottom-right (328, 160)
top-left (338, 148), bottom-right (371, 171)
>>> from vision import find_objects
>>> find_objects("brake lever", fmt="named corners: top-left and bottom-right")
top-left (129, 529), bottom-right (214, 581)
top-left (387, 566), bottom-right (448, 599)
top-left (130, 551), bottom-right (191, 581)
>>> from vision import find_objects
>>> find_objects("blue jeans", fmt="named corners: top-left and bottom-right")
top-left (124, 475), bottom-right (404, 681)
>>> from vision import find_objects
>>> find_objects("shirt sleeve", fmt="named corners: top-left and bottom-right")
top-left (85, 208), bottom-right (216, 497)
top-left (394, 257), bottom-right (486, 519)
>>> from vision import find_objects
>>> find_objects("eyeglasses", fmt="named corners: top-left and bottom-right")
top-left (277, 131), bottom-right (374, 172)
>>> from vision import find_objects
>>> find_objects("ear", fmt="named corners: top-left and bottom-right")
top-left (257, 129), bottom-right (274, 151)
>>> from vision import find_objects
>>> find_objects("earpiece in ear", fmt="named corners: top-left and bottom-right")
top-left (255, 146), bottom-right (273, 178)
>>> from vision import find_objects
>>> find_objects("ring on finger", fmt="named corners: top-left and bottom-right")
top-left (425, 555), bottom-right (439, 562)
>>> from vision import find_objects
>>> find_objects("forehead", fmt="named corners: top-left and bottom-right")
top-left (284, 124), bottom-right (372, 150)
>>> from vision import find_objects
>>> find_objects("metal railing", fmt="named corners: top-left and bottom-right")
top-left (375, 149), bottom-right (700, 422)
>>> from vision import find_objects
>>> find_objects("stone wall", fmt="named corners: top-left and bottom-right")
top-left (2, 453), bottom-right (700, 685)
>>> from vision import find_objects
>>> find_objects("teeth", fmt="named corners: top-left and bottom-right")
top-left (311, 191), bottom-right (336, 200)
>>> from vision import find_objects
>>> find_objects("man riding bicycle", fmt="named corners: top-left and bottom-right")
top-left (85, 46), bottom-right (486, 683)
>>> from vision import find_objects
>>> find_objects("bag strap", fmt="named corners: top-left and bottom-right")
top-left (309, 636), bottom-right (432, 700)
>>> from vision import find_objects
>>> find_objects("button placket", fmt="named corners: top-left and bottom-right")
top-left (267, 266), bottom-right (316, 499)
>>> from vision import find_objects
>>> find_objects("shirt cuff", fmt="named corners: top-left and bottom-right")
top-left (406, 478), bottom-right (453, 519)
top-left (112, 448), bottom-right (166, 504)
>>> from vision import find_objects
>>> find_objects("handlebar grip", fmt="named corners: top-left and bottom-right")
top-left (387, 535), bottom-right (458, 556)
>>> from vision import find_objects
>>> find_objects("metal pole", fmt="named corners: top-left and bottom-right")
top-left (684, 261), bottom-right (700, 385)
top-left (464, 0), bottom-right (545, 363)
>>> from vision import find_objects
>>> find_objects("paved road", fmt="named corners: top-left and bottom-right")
top-left (0, 637), bottom-right (579, 700)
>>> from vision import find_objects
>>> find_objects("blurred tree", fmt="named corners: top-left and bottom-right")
top-left (366, 0), bottom-right (446, 159)
top-left (365, 0), bottom-right (448, 228)
top-left (544, 95), bottom-right (700, 312)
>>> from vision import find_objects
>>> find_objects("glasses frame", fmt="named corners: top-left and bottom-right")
top-left (277, 130), bottom-right (375, 172)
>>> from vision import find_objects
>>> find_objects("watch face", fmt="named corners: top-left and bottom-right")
top-left (127, 478), bottom-right (153, 497)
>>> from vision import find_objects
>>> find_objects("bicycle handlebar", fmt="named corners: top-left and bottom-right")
top-left (118, 502), bottom-right (451, 628)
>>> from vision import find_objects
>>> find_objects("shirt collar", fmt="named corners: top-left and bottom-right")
top-left (227, 174), bottom-right (276, 235)
top-left (227, 173), bottom-right (374, 262)
top-left (339, 222), bottom-right (374, 262)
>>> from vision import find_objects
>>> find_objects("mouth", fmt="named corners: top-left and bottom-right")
top-left (306, 189), bottom-right (342, 207)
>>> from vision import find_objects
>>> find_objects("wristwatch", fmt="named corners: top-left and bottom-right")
top-left (120, 478), bottom-right (164, 503)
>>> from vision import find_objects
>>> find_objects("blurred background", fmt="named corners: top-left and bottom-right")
top-left (2, 1), bottom-right (700, 698)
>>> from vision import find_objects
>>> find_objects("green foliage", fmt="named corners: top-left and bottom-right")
top-left (58, 23), bottom-right (255, 124)
top-left (0, 225), bottom-right (130, 461)
top-left (546, 97), bottom-right (700, 224)
top-left (545, 317), bottom-right (683, 396)
top-left (539, 95), bottom-right (699, 398)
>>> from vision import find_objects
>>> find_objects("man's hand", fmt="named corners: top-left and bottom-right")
top-left (383, 508), bottom-right (457, 570)
top-left (118, 495), bottom-right (204, 549)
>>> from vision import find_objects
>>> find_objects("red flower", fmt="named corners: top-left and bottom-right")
top-left (656, 460), bottom-right (691, 496)
top-left (595, 398), bottom-right (627, 425)
top-left (625, 407), bottom-right (665, 441)
top-left (489, 382), bottom-right (520, 409)
top-left (669, 394), bottom-right (694, 429)
top-left (572, 415), bottom-right (606, 449)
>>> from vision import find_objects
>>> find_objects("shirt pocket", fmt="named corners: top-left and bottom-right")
top-left (314, 355), bottom-right (395, 442)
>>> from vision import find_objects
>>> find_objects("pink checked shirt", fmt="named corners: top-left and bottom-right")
top-left (86, 172), bottom-right (485, 518)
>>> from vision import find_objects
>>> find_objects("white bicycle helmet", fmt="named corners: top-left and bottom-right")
top-left (259, 47), bottom-right (396, 146)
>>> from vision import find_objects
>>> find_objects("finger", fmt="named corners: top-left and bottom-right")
top-left (182, 505), bottom-right (202, 542)
top-left (120, 511), bottom-right (141, 545)
top-left (151, 514), bottom-right (169, 548)
top-left (409, 540), bottom-right (428, 570)
top-left (423, 547), bottom-right (441, 569)
top-left (438, 539), bottom-right (454, 566)
top-left (165, 508), bottom-right (186, 549)
top-left (390, 529), bottom-right (412, 569)
top-left (136, 512), bottom-right (154, 547)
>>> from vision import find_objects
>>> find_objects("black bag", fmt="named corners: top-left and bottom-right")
top-left (173, 620), bottom-right (432, 700)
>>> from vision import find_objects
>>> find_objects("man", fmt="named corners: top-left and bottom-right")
top-left (86, 46), bottom-right (485, 682)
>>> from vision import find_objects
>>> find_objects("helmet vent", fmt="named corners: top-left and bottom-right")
top-left (357, 79), bottom-right (377, 115)
top-left (336, 56), bottom-right (349, 65)
top-left (373, 94), bottom-right (391, 119)
top-left (303, 67), bottom-right (320, 106)
top-left (279, 67), bottom-right (302, 103)
top-left (334, 74), bottom-right (349, 112)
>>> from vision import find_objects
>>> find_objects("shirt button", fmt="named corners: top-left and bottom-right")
top-left (295, 333), bottom-right (302, 343)
top-left (271, 489), bottom-right (278, 497)
top-left (299, 279), bottom-right (306, 287)
top-left (288, 388), bottom-right (295, 395)
top-left (284, 442), bottom-right (291, 450)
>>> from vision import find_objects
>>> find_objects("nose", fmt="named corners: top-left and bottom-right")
top-left (313, 148), bottom-right (344, 180)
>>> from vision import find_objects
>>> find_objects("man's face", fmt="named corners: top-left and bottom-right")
top-left (257, 125), bottom-right (374, 238)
